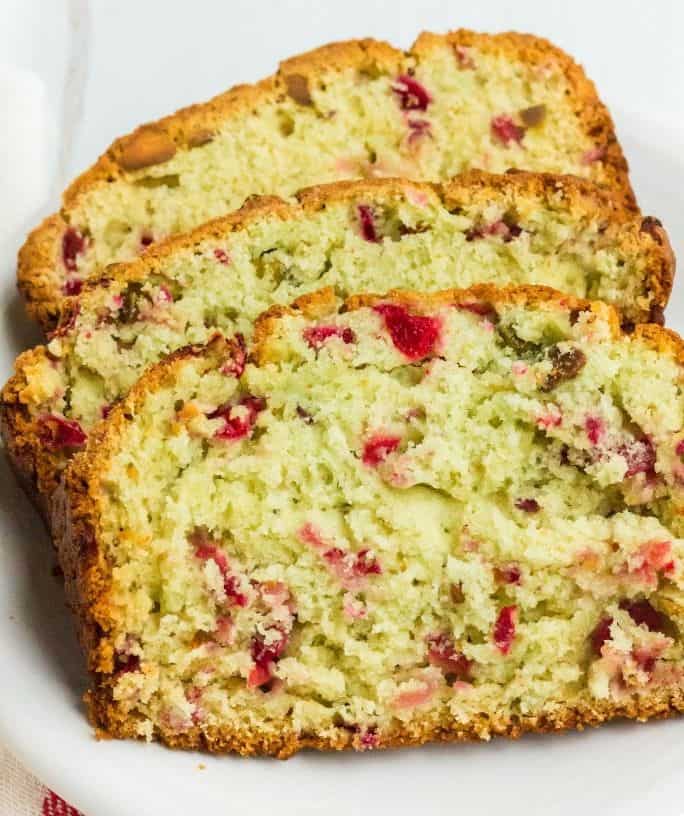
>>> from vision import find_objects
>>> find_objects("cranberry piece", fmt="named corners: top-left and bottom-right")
top-left (619, 599), bottom-right (665, 632)
top-left (454, 45), bottom-right (475, 69)
top-left (591, 616), bottom-right (613, 655)
top-left (357, 204), bottom-right (380, 243)
top-left (140, 231), bottom-right (154, 248)
top-left (581, 146), bottom-right (605, 165)
top-left (248, 624), bottom-right (290, 688)
top-left (585, 416), bottom-right (605, 445)
top-left (392, 74), bottom-right (432, 111)
top-left (358, 727), bottom-right (380, 750)
top-left (214, 248), bottom-right (231, 265)
top-left (114, 654), bottom-right (140, 677)
top-left (491, 115), bottom-right (525, 146)
top-left (322, 547), bottom-right (381, 585)
top-left (426, 632), bottom-right (472, 679)
top-left (192, 531), bottom-right (248, 607)
top-left (407, 118), bottom-right (432, 148)
top-left (456, 301), bottom-right (497, 321)
top-left (493, 605), bottom-right (517, 654)
top-left (214, 615), bottom-right (235, 646)
top-left (494, 563), bottom-right (522, 585)
top-left (373, 303), bottom-right (441, 360)
top-left (619, 438), bottom-right (656, 478)
top-left (351, 548), bottom-right (382, 577)
top-left (628, 539), bottom-right (674, 585)
top-left (64, 278), bottom-right (83, 296)
top-left (303, 324), bottom-right (356, 350)
top-left (220, 333), bottom-right (247, 378)
top-left (466, 220), bottom-right (522, 242)
top-left (62, 227), bottom-right (86, 271)
top-left (208, 395), bottom-right (266, 441)
top-left (632, 647), bottom-right (656, 674)
top-left (515, 498), bottom-right (540, 513)
top-left (676, 440), bottom-right (684, 457)
top-left (362, 433), bottom-right (401, 467)
top-left (38, 415), bottom-right (87, 450)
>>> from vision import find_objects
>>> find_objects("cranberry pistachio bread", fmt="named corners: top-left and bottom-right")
top-left (54, 285), bottom-right (684, 756)
top-left (3, 172), bottom-right (675, 529)
top-left (19, 28), bottom-right (634, 331)
top-left (1, 175), bottom-right (673, 523)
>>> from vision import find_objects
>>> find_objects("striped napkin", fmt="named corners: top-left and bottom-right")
top-left (1, 747), bottom-right (83, 816)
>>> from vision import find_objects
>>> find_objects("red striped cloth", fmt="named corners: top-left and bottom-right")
top-left (1, 747), bottom-right (84, 816)
top-left (42, 791), bottom-right (83, 816)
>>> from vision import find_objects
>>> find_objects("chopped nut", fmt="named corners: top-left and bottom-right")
top-left (540, 345), bottom-right (587, 391)
top-left (519, 104), bottom-right (546, 127)
top-left (118, 127), bottom-right (177, 171)
top-left (284, 74), bottom-right (312, 106)
top-left (186, 128), bottom-right (214, 148)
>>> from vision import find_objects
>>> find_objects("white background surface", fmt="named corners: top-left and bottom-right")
top-left (0, 2), bottom-right (683, 814)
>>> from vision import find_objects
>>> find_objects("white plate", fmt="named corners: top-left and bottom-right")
top-left (1, 100), bottom-right (684, 816)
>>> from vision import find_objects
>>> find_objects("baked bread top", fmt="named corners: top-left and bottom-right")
top-left (56, 285), bottom-right (684, 756)
top-left (18, 29), bottom-right (634, 331)
top-left (0, 174), bottom-right (673, 523)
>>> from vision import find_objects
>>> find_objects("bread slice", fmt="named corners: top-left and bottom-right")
top-left (18, 29), bottom-right (635, 331)
top-left (1, 174), bottom-right (673, 525)
top-left (54, 284), bottom-right (684, 756)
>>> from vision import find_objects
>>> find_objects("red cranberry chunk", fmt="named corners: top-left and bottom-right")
top-left (392, 74), bottom-right (432, 111)
top-left (208, 395), bottom-right (266, 441)
top-left (581, 146), bottom-right (605, 165)
top-left (64, 278), bottom-right (83, 296)
top-left (494, 563), bottom-right (522, 585)
top-left (362, 433), bottom-right (401, 467)
top-left (455, 45), bottom-right (475, 69)
top-left (585, 416), bottom-right (605, 445)
top-left (322, 546), bottom-right (381, 585)
top-left (114, 653), bottom-right (140, 677)
top-left (426, 632), bottom-right (472, 679)
top-left (373, 303), bottom-right (441, 360)
top-left (619, 599), bottom-right (665, 632)
top-left (676, 439), bottom-right (684, 457)
top-left (590, 616), bottom-right (613, 655)
top-left (38, 415), bottom-right (87, 450)
top-left (493, 605), bottom-right (517, 654)
top-left (515, 498), bottom-right (540, 513)
top-left (62, 227), bottom-right (86, 272)
top-left (191, 530), bottom-right (248, 607)
top-left (407, 118), bottom-right (432, 147)
top-left (491, 115), bottom-right (525, 146)
top-left (214, 248), bottom-right (231, 265)
top-left (140, 231), bottom-right (154, 248)
top-left (303, 324), bottom-right (356, 350)
top-left (359, 728), bottom-right (380, 750)
top-left (352, 548), bottom-right (382, 577)
top-left (619, 437), bottom-right (656, 478)
top-left (357, 204), bottom-right (380, 243)
top-left (248, 624), bottom-right (290, 688)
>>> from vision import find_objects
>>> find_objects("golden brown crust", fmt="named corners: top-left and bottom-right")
top-left (17, 213), bottom-right (69, 330)
top-left (54, 284), bottom-right (684, 755)
top-left (1, 172), bottom-right (675, 534)
top-left (18, 29), bottom-right (637, 331)
top-left (83, 683), bottom-right (684, 758)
